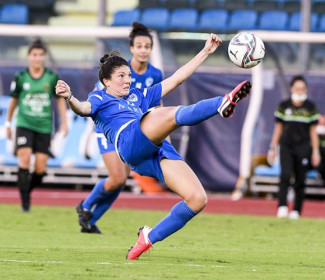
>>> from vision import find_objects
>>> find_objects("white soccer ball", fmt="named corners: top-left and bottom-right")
top-left (228, 32), bottom-right (265, 69)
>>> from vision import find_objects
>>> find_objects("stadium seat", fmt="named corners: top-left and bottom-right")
top-left (194, 0), bottom-right (220, 11)
top-left (167, 8), bottom-right (198, 31)
top-left (289, 12), bottom-right (319, 32)
top-left (251, 0), bottom-right (279, 12)
top-left (0, 4), bottom-right (29, 24)
top-left (259, 11), bottom-right (289, 30)
top-left (226, 10), bottom-right (258, 32)
top-left (0, 95), bottom-right (17, 166)
top-left (141, 8), bottom-right (169, 31)
top-left (254, 163), bottom-right (320, 179)
top-left (110, 9), bottom-right (140, 26)
top-left (197, 9), bottom-right (228, 33)
top-left (319, 14), bottom-right (325, 31)
top-left (47, 113), bottom-right (89, 168)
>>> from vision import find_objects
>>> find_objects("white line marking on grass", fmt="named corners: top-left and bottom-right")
top-left (0, 259), bottom-right (63, 264)
top-left (1, 259), bottom-right (226, 268)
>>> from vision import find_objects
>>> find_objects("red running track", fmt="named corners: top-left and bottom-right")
top-left (0, 187), bottom-right (324, 218)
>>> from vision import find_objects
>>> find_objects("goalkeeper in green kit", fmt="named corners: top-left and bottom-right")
top-left (6, 38), bottom-right (68, 212)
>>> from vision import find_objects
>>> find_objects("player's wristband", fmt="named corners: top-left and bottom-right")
top-left (312, 149), bottom-right (320, 155)
top-left (269, 146), bottom-right (276, 151)
top-left (64, 93), bottom-right (73, 102)
top-left (5, 121), bottom-right (11, 128)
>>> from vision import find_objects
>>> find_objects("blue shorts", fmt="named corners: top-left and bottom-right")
top-left (116, 119), bottom-right (183, 183)
top-left (96, 133), bottom-right (115, 154)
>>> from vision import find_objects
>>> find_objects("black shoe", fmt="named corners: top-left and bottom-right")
top-left (76, 201), bottom-right (92, 230)
top-left (81, 225), bottom-right (102, 234)
top-left (20, 190), bottom-right (30, 212)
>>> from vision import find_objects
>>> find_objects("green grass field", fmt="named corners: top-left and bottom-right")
top-left (0, 204), bottom-right (324, 280)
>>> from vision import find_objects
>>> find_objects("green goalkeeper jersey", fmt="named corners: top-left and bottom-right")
top-left (10, 68), bottom-right (59, 134)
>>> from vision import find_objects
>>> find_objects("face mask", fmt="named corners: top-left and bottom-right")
top-left (291, 92), bottom-right (307, 103)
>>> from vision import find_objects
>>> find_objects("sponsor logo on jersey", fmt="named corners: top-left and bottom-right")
top-left (136, 82), bottom-right (142, 89)
top-left (145, 77), bottom-right (154, 87)
top-left (23, 83), bottom-right (30, 90)
top-left (127, 93), bottom-right (138, 102)
top-left (285, 108), bottom-right (292, 115)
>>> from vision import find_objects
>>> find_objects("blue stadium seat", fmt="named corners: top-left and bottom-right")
top-left (259, 11), bottom-right (289, 30)
top-left (289, 12), bottom-right (319, 32)
top-left (110, 9), bottom-right (140, 26)
top-left (167, 8), bottom-right (198, 31)
top-left (226, 10), bottom-right (258, 31)
top-left (197, 9), bottom-right (228, 33)
top-left (0, 4), bottom-right (29, 24)
top-left (318, 14), bottom-right (325, 31)
top-left (254, 164), bottom-right (320, 179)
top-left (141, 8), bottom-right (169, 31)
top-left (47, 114), bottom-right (89, 168)
top-left (0, 95), bottom-right (18, 166)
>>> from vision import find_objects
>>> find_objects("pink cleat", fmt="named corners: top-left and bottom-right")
top-left (126, 226), bottom-right (153, 260)
top-left (218, 80), bottom-right (251, 118)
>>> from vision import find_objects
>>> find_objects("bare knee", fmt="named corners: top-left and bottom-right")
top-left (104, 173), bottom-right (127, 191)
top-left (185, 190), bottom-right (208, 213)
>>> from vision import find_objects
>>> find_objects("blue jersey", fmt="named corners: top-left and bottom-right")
top-left (87, 83), bottom-right (162, 145)
top-left (94, 61), bottom-right (163, 133)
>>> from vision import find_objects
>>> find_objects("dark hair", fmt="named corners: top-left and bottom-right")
top-left (290, 75), bottom-right (307, 87)
top-left (98, 50), bottom-right (129, 85)
top-left (28, 38), bottom-right (47, 54)
top-left (129, 22), bottom-right (153, 47)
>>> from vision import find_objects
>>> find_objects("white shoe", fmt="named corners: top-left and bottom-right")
top-left (231, 189), bottom-right (243, 201)
top-left (277, 206), bottom-right (288, 218)
top-left (288, 210), bottom-right (300, 220)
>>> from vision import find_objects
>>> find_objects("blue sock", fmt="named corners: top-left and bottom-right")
top-left (82, 178), bottom-right (108, 211)
top-left (90, 187), bottom-right (123, 225)
top-left (148, 201), bottom-right (198, 244)
top-left (175, 96), bottom-right (222, 126)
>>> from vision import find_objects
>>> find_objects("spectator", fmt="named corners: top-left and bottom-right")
top-left (316, 114), bottom-right (325, 180)
top-left (5, 38), bottom-right (68, 212)
top-left (268, 75), bottom-right (320, 219)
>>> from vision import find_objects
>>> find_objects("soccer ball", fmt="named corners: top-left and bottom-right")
top-left (228, 32), bottom-right (265, 69)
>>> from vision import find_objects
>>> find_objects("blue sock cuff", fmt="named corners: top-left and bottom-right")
top-left (178, 201), bottom-right (198, 217)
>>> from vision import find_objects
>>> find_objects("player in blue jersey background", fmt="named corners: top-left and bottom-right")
top-left (56, 33), bottom-right (251, 260)
top-left (77, 22), bottom-right (164, 234)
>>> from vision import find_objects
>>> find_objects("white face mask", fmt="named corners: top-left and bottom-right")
top-left (291, 92), bottom-right (307, 103)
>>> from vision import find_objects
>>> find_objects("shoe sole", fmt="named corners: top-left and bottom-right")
top-left (219, 81), bottom-right (251, 118)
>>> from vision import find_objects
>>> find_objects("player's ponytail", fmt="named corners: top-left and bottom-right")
top-left (129, 22), bottom-right (153, 47)
top-left (98, 50), bottom-right (129, 85)
top-left (28, 38), bottom-right (47, 54)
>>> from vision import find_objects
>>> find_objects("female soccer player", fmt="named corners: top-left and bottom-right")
top-left (6, 38), bottom-right (68, 212)
top-left (56, 33), bottom-right (251, 260)
top-left (76, 22), bottom-right (164, 234)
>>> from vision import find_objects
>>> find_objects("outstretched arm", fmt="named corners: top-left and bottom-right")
top-left (160, 33), bottom-right (222, 98)
top-left (55, 80), bottom-right (92, 116)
